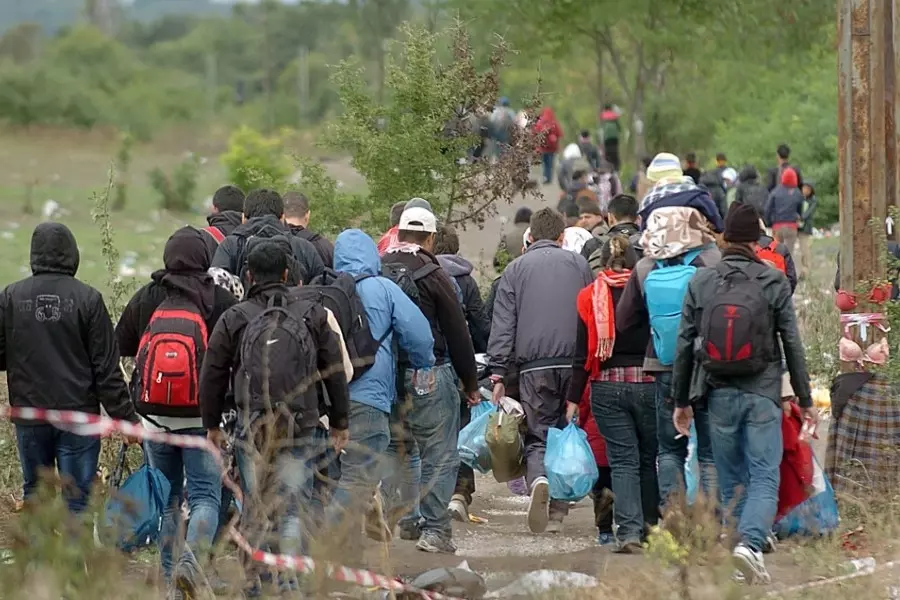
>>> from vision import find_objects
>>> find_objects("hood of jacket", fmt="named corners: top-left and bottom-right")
top-left (31, 222), bottom-right (79, 276)
top-left (334, 229), bottom-right (380, 276)
top-left (151, 226), bottom-right (216, 318)
top-left (739, 165), bottom-right (759, 183)
top-left (437, 254), bottom-right (474, 277)
top-left (232, 214), bottom-right (285, 237)
top-left (207, 210), bottom-right (243, 231)
top-left (640, 206), bottom-right (717, 260)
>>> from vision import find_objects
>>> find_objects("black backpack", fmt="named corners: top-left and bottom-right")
top-left (698, 262), bottom-right (775, 377)
top-left (234, 294), bottom-right (318, 415)
top-left (381, 262), bottom-right (440, 305)
top-left (235, 224), bottom-right (306, 293)
top-left (295, 268), bottom-right (387, 382)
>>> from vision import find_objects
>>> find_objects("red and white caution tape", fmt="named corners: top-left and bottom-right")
top-left (0, 405), bottom-right (463, 600)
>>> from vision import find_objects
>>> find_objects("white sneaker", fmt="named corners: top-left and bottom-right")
top-left (732, 543), bottom-right (771, 585)
top-left (528, 477), bottom-right (550, 533)
top-left (448, 495), bottom-right (469, 523)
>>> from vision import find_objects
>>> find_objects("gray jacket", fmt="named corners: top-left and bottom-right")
top-left (488, 239), bottom-right (593, 376)
top-left (670, 254), bottom-right (812, 408)
top-left (617, 245), bottom-right (722, 372)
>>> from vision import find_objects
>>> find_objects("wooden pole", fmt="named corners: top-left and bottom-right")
top-left (838, 0), bottom-right (891, 291)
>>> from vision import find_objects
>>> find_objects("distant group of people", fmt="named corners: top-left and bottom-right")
top-left (0, 125), bottom-right (829, 597)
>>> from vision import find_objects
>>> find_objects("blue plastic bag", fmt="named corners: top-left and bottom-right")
top-left (105, 455), bottom-right (171, 552)
top-left (458, 404), bottom-right (494, 474)
top-left (545, 422), bottom-right (599, 502)
top-left (685, 423), bottom-right (699, 505)
top-left (774, 456), bottom-right (839, 537)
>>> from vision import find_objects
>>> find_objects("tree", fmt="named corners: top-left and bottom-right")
top-left (328, 21), bottom-right (540, 230)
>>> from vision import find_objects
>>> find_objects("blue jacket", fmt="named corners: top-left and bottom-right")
top-left (334, 229), bottom-right (435, 413)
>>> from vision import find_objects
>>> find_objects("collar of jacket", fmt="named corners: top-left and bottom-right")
top-left (526, 239), bottom-right (560, 252)
top-left (246, 281), bottom-right (290, 301)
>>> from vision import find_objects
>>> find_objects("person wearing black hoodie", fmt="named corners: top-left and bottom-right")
top-left (211, 188), bottom-right (325, 288)
top-left (283, 191), bottom-right (335, 268)
top-left (203, 185), bottom-right (246, 256)
top-left (734, 166), bottom-right (768, 215)
top-left (116, 226), bottom-right (238, 598)
top-left (0, 223), bottom-right (137, 515)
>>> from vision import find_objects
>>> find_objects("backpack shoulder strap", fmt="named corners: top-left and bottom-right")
top-left (353, 273), bottom-right (374, 283)
top-left (412, 263), bottom-right (440, 281)
top-left (203, 225), bottom-right (225, 244)
top-left (681, 248), bottom-right (704, 266)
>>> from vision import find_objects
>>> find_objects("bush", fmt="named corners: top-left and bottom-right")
top-left (149, 153), bottom-right (201, 212)
top-left (220, 125), bottom-right (293, 192)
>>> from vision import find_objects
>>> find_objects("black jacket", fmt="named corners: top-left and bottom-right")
top-left (0, 223), bottom-right (136, 421)
top-left (382, 248), bottom-right (478, 393)
top-left (699, 170), bottom-right (727, 219)
top-left (734, 166), bottom-right (769, 215)
top-left (800, 182), bottom-right (817, 235)
top-left (116, 282), bottom-right (238, 359)
top-left (198, 282), bottom-right (350, 431)
top-left (203, 211), bottom-right (243, 257)
top-left (289, 224), bottom-right (335, 269)
top-left (767, 162), bottom-right (804, 192)
top-left (211, 215), bottom-right (325, 285)
top-left (671, 253), bottom-right (812, 408)
top-left (437, 254), bottom-right (490, 353)
top-left (580, 221), bottom-right (640, 265)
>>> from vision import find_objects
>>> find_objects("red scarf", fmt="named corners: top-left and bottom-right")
top-left (376, 226), bottom-right (399, 256)
top-left (577, 269), bottom-right (632, 376)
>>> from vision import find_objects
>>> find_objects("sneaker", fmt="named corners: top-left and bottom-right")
top-left (398, 519), bottom-right (422, 541)
top-left (545, 519), bottom-right (563, 534)
top-left (527, 477), bottom-right (550, 533)
top-left (614, 540), bottom-right (643, 555)
top-left (416, 530), bottom-right (458, 554)
top-left (762, 532), bottom-right (777, 554)
top-left (173, 553), bottom-right (205, 599)
top-left (448, 495), bottom-right (469, 523)
top-left (597, 532), bottom-right (616, 546)
top-left (732, 543), bottom-right (771, 585)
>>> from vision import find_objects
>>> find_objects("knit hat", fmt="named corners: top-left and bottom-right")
top-left (781, 167), bottom-right (798, 188)
top-left (405, 197), bottom-right (434, 213)
top-left (724, 202), bottom-right (762, 243)
top-left (646, 152), bottom-right (683, 183)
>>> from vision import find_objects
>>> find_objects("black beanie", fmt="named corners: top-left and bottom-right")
top-left (724, 202), bottom-right (762, 243)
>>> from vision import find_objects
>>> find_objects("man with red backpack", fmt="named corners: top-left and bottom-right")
top-left (670, 203), bottom-right (815, 586)
top-left (115, 226), bottom-right (239, 599)
top-left (755, 228), bottom-right (797, 292)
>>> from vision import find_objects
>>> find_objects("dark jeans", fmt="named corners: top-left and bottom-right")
top-left (15, 424), bottom-right (101, 514)
top-left (146, 428), bottom-right (222, 581)
top-left (708, 388), bottom-right (783, 552)
top-left (519, 368), bottom-right (571, 516)
top-left (384, 364), bottom-right (460, 537)
top-left (592, 381), bottom-right (659, 543)
top-left (541, 152), bottom-right (555, 183)
top-left (591, 466), bottom-right (613, 534)
top-left (655, 373), bottom-right (716, 511)
top-left (454, 397), bottom-right (475, 504)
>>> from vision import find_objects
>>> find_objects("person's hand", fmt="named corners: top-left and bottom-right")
top-left (207, 428), bottom-right (227, 450)
top-left (330, 428), bottom-right (350, 453)
top-left (491, 380), bottom-right (506, 405)
top-left (467, 390), bottom-right (482, 406)
top-left (673, 405), bottom-right (694, 438)
top-left (565, 401), bottom-right (579, 424)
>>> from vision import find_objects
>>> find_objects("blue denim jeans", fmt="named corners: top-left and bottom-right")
top-left (591, 381), bottom-right (659, 543)
top-left (541, 152), bottom-right (555, 183)
top-left (310, 425), bottom-right (341, 527)
top-left (326, 401), bottom-right (390, 532)
top-left (708, 388), bottom-right (783, 552)
top-left (235, 424), bottom-right (316, 558)
top-left (655, 372), bottom-right (716, 510)
top-left (145, 428), bottom-right (222, 581)
top-left (384, 401), bottom-right (422, 531)
top-left (15, 424), bottom-right (101, 514)
top-left (384, 364), bottom-right (460, 537)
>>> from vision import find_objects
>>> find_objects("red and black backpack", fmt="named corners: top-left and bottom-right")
top-left (203, 225), bottom-right (226, 245)
top-left (134, 298), bottom-right (208, 418)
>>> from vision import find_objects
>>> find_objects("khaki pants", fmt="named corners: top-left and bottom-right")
top-left (774, 226), bottom-right (799, 268)
top-left (798, 232), bottom-right (812, 278)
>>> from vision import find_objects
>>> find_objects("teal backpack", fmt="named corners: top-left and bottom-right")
top-left (644, 248), bottom-right (704, 365)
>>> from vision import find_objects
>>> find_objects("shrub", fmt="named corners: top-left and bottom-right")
top-left (220, 125), bottom-right (292, 192)
top-left (149, 153), bottom-right (201, 212)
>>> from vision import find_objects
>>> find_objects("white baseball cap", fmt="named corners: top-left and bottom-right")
top-left (399, 206), bottom-right (437, 233)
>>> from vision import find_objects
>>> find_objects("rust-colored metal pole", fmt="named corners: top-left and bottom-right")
top-left (838, 0), bottom-right (891, 290)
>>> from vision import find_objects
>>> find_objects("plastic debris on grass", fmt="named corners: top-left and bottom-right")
top-left (484, 570), bottom-right (598, 598)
